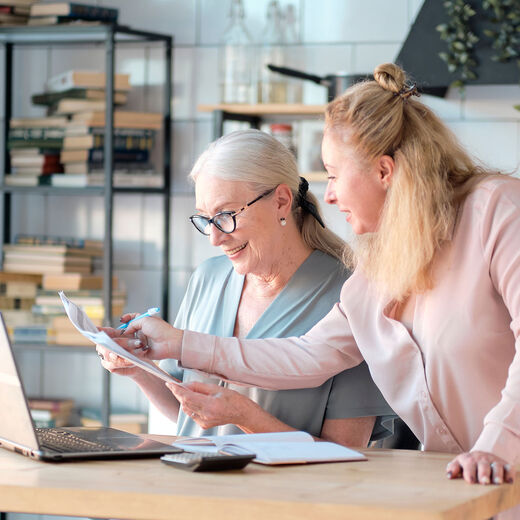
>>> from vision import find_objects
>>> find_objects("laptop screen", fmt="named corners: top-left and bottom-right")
top-left (0, 313), bottom-right (40, 451)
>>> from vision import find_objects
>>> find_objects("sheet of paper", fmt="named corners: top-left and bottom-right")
top-left (59, 291), bottom-right (182, 386)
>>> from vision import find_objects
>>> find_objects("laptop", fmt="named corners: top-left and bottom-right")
top-left (0, 313), bottom-right (181, 462)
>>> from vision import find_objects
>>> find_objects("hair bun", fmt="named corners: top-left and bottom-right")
top-left (373, 63), bottom-right (406, 94)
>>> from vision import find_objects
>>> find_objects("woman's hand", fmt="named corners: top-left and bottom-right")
top-left (446, 451), bottom-right (515, 485)
top-left (165, 381), bottom-right (252, 429)
top-left (111, 315), bottom-right (182, 361)
top-left (95, 343), bottom-right (145, 379)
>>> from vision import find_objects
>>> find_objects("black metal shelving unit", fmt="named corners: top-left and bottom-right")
top-left (0, 24), bottom-right (173, 426)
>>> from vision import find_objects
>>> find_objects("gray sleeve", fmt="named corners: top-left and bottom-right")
top-left (325, 361), bottom-right (396, 440)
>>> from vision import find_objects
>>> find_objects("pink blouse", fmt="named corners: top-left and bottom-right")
top-left (181, 176), bottom-right (520, 464)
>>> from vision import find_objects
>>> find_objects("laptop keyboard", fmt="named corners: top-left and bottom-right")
top-left (36, 428), bottom-right (118, 453)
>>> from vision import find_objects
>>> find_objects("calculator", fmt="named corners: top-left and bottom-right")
top-left (160, 451), bottom-right (255, 472)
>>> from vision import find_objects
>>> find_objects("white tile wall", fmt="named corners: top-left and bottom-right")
top-left (448, 121), bottom-right (520, 174)
top-left (302, 0), bottom-right (409, 43)
top-left (5, 1), bottom-right (520, 467)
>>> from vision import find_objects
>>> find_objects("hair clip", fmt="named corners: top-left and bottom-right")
top-left (397, 82), bottom-right (420, 100)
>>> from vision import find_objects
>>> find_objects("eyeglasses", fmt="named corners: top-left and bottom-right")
top-left (189, 188), bottom-right (275, 236)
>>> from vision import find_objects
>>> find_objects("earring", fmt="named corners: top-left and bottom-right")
top-left (280, 218), bottom-right (287, 227)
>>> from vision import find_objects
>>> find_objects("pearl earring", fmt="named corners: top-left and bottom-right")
top-left (280, 218), bottom-right (287, 227)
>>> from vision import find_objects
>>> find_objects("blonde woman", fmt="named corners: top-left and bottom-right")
top-left (110, 64), bottom-right (518, 516)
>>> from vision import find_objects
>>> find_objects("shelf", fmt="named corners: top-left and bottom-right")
top-left (0, 23), bottom-right (172, 45)
top-left (198, 104), bottom-right (326, 116)
top-left (2, 185), bottom-right (168, 196)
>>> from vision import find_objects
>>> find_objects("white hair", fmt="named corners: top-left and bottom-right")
top-left (190, 129), bottom-right (347, 262)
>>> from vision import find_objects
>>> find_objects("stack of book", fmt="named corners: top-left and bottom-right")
top-left (5, 68), bottom-right (164, 188)
top-left (80, 407), bottom-right (148, 434)
top-left (28, 2), bottom-right (118, 26)
top-left (2, 242), bottom-right (99, 275)
top-left (0, 271), bottom-right (44, 338)
top-left (1, 235), bottom-right (125, 345)
top-left (28, 397), bottom-right (76, 427)
top-left (0, 0), bottom-right (38, 25)
top-left (6, 116), bottom-right (67, 186)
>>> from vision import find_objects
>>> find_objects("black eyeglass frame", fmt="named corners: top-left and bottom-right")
top-left (189, 188), bottom-right (275, 236)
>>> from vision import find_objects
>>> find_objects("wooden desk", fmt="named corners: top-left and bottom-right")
top-left (0, 440), bottom-right (518, 520)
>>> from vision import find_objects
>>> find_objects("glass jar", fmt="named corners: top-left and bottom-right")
top-left (218, 0), bottom-right (255, 104)
top-left (258, 0), bottom-right (287, 103)
top-left (270, 123), bottom-right (297, 157)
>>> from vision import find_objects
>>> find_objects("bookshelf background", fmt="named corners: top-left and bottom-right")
top-left (0, 23), bottom-right (173, 426)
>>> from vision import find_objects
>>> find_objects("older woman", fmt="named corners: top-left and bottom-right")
top-left (98, 130), bottom-right (393, 446)
top-left (116, 63), bottom-right (519, 519)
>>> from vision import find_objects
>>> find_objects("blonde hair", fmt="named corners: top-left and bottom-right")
top-left (189, 129), bottom-right (346, 262)
top-left (326, 62), bottom-right (494, 301)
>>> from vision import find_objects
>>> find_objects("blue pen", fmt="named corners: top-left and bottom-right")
top-left (117, 307), bottom-right (160, 330)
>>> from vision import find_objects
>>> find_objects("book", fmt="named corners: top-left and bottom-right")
top-left (8, 127), bottom-right (64, 147)
top-left (63, 161), bottom-right (154, 174)
top-left (15, 234), bottom-right (103, 249)
top-left (10, 152), bottom-right (60, 168)
top-left (0, 11), bottom-right (28, 23)
top-left (9, 116), bottom-right (68, 128)
top-left (3, 261), bottom-right (92, 275)
top-left (0, 295), bottom-right (35, 310)
top-left (0, 5), bottom-right (31, 15)
top-left (63, 130), bottom-right (154, 150)
top-left (3, 245), bottom-right (95, 261)
top-left (32, 88), bottom-right (128, 106)
top-left (46, 70), bottom-right (130, 93)
top-left (5, 242), bottom-right (102, 257)
top-left (80, 408), bottom-right (148, 434)
top-left (5, 280), bottom-right (39, 297)
top-left (42, 273), bottom-right (115, 291)
top-left (35, 290), bottom-right (125, 308)
top-left (30, 3), bottom-right (118, 22)
top-left (27, 397), bottom-right (75, 413)
top-left (12, 324), bottom-right (53, 343)
top-left (0, 1), bottom-right (39, 6)
top-left (71, 110), bottom-right (162, 130)
top-left (51, 98), bottom-right (106, 115)
top-left (33, 303), bottom-right (124, 319)
top-left (60, 148), bottom-right (149, 164)
top-left (0, 271), bottom-right (42, 284)
top-left (4, 175), bottom-right (52, 187)
top-left (173, 431), bottom-right (367, 466)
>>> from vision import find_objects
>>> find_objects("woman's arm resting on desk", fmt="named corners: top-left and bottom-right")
top-left (166, 381), bottom-right (375, 447)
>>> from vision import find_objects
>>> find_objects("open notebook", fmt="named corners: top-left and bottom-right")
top-left (174, 431), bottom-right (367, 465)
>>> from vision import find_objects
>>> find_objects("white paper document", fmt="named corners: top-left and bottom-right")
top-left (59, 291), bottom-right (181, 385)
top-left (173, 431), bottom-right (367, 465)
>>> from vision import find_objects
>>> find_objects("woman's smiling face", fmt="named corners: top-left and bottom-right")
top-left (321, 130), bottom-right (391, 235)
top-left (194, 173), bottom-right (279, 276)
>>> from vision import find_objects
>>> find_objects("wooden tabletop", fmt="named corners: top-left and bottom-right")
top-left (0, 440), bottom-right (518, 520)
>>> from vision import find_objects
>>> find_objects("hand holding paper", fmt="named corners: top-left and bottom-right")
top-left (59, 291), bottom-right (182, 386)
